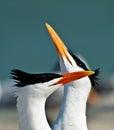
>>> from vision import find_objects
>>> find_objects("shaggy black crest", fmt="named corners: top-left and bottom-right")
top-left (11, 69), bottom-right (62, 87)
top-left (69, 52), bottom-right (100, 87)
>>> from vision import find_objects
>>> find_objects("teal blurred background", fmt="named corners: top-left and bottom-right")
top-left (0, 0), bottom-right (114, 79)
top-left (0, 1), bottom-right (114, 130)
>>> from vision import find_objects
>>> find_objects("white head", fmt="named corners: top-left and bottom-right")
top-left (46, 23), bottom-right (99, 99)
top-left (46, 23), bottom-right (99, 84)
top-left (11, 69), bottom-right (94, 98)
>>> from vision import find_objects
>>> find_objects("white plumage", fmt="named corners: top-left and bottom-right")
top-left (11, 69), bottom-right (93, 130)
top-left (46, 23), bottom-right (98, 130)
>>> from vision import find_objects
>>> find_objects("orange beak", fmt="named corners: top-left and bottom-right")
top-left (46, 23), bottom-right (99, 105)
top-left (45, 23), bottom-right (71, 64)
top-left (52, 70), bottom-right (94, 86)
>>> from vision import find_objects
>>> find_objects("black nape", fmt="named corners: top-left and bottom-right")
top-left (69, 52), bottom-right (88, 70)
top-left (89, 68), bottom-right (100, 87)
top-left (69, 51), bottom-right (100, 87)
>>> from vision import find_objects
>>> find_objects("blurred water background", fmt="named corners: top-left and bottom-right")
top-left (0, 0), bottom-right (114, 130)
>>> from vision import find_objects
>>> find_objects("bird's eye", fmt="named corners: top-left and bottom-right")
top-left (78, 62), bottom-right (82, 67)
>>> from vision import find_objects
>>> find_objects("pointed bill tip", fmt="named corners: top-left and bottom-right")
top-left (45, 23), bottom-right (67, 50)
top-left (45, 23), bottom-right (51, 29)
top-left (53, 70), bottom-right (94, 86)
top-left (84, 70), bottom-right (95, 76)
top-left (45, 23), bottom-right (71, 63)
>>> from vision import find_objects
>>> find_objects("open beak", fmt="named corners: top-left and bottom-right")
top-left (52, 70), bottom-right (94, 86)
top-left (45, 23), bottom-right (71, 64)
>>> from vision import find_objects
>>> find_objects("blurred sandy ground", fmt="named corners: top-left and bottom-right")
top-left (0, 91), bottom-right (114, 130)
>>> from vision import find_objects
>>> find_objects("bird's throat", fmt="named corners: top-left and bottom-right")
top-left (53, 83), bottom-right (90, 130)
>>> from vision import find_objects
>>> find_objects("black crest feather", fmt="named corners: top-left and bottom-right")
top-left (11, 69), bottom-right (62, 87)
top-left (89, 68), bottom-right (100, 87)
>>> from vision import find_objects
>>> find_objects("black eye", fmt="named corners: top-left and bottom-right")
top-left (76, 62), bottom-right (83, 68)
top-left (69, 52), bottom-right (88, 70)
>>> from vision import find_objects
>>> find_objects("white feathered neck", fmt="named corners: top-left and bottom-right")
top-left (15, 77), bottom-right (62, 130)
top-left (53, 54), bottom-right (91, 130)
top-left (16, 85), bottom-right (51, 130)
